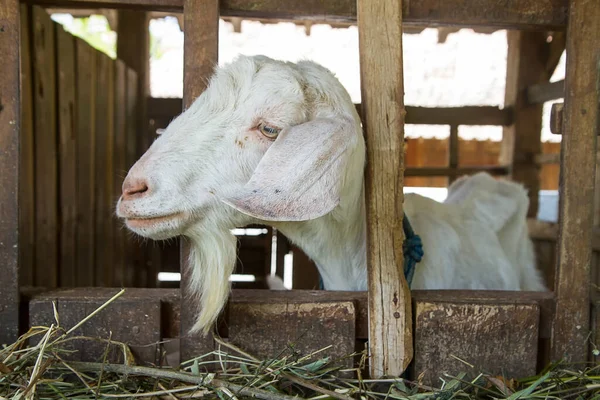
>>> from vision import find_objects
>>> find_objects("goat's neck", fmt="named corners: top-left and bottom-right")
top-left (275, 188), bottom-right (368, 291)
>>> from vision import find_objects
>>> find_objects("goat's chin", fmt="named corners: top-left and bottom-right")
top-left (185, 227), bottom-right (237, 335)
top-left (123, 212), bottom-right (188, 240)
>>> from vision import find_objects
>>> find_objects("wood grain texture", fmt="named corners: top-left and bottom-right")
top-left (75, 38), bottom-right (96, 286)
top-left (19, 4), bottom-right (35, 287)
top-left (113, 60), bottom-right (127, 286)
top-left (33, 5), bottom-right (58, 288)
top-left (229, 301), bottom-right (356, 369)
top-left (414, 301), bottom-right (540, 386)
top-left (502, 31), bottom-right (552, 218)
top-left (358, 0), bottom-right (412, 378)
top-left (179, 0), bottom-right (219, 361)
top-left (25, 0), bottom-right (568, 29)
top-left (550, 102), bottom-right (564, 135)
top-left (552, 0), bottom-right (600, 363)
top-left (527, 79), bottom-right (564, 104)
top-left (57, 25), bottom-right (78, 287)
top-left (0, 0), bottom-right (21, 344)
top-left (94, 52), bottom-right (115, 286)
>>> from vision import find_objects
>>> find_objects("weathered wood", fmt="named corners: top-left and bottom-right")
top-left (404, 165), bottom-right (510, 177)
top-left (113, 60), bottom-right (127, 286)
top-left (29, 289), bottom-right (162, 364)
top-left (25, 0), bottom-right (568, 29)
top-left (180, 0), bottom-right (219, 361)
top-left (358, 0), bottom-right (411, 378)
top-left (94, 52), bottom-right (115, 286)
top-left (229, 301), bottom-right (356, 369)
top-left (33, 5), bottom-right (58, 288)
top-left (550, 102), bottom-right (564, 134)
top-left (57, 25), bottom-right (78, 287)
top-left (19, 4), bottom-right (35, 287)
top-left (116, 10), bottom-right (149, 159)
top-left (413, 301), bottom-right (540, 386)
top-left (75, 38), bottom-right (96, 286)
top-left (552, 0), bottom-right (600, 363)
top-left (527, 79), bottom-right (564, 104)
top-left (502, 31), bottom-right (552, 219)
top-left (528, 219), bottom-right (600, 252)
top-left (0, 0), bottom-right (21, 345)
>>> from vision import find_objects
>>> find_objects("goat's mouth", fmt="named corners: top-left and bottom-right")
top-left (124, 212), bottom-right (185, 230)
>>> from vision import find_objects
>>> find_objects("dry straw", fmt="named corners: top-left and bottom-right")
top-left (1, 289), bottom-right (599, 399)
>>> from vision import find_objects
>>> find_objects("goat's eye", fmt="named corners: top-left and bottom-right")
top-left (258, 122), bottom-right (281, 139)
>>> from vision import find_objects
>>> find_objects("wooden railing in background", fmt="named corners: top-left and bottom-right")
top-left (19, 5), bottom-right (142, 289)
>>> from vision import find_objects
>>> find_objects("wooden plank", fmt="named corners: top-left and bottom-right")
top-left (527, 79), bottom-right (564, 104)
top-left (0, 0), bottom-right (21, 345)
top-left (413, 301), bottom-right (540, 386)
top-left (75, 38), bottom-right (96, 286)
top-left (113, 60), bottom-right (127, 286)
top-left (57, 25), bottom-right (78, 287)
top-left (358, 0), bottom-right (411, 378)
top-left (19, 4), bottom-right (35, 287)
top-left (180, 0), bottom-right (219, 361)
top-left (29, 289), bottom-right (161, 365)
top-left (94, 52), bottom-right (115, 286)
top-left (25, 0), bottom-right (568, 29)
top-left (33, 5), bottom-right (58, 288)
top-left (502, 31), bottom-right (552, 219)
top-left (448, 124), bottom-right (459, 185)
top-left (552, 0), bottom-right (600, 363)
top-left (405, 165), bottom-right (509, 177)
top-left (229, 301), bottom-right (356, 369)
top-left (550, 102), bottom-right (564, 134)
top-left (528, 219), bottom-right (600, 252)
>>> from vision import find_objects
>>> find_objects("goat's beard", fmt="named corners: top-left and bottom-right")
top-left (184, 226), bottom-right (237, 335)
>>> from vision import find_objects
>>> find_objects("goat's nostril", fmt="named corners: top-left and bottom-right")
top-left (122, 179), bottom-right (150, 200)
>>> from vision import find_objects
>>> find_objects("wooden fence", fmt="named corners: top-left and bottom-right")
top-left (18, 5), bottom-right (143, 289)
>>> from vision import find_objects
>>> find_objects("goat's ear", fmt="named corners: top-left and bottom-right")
top-left (221, 117), bottom-right (357, 221)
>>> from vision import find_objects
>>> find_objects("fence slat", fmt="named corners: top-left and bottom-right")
top-left (19, 4), bottom-right (35, 287)
top-left (358, 0), bottom-right (411, 377)
top-left (57, 25), bottom-right (78, 287)
top-left (33, 5), bottom-right (58, 288)
top-left (551, 0), bottom-right (600, 363)
top-left (180, 0), bottom-right (220, 361)
top-left (94, 53), bottom-right (115, 286)
top-left (0, 0), bottom-right (21, 345)
top-left (75, 39), bottom-right (96, 286)
top-left (113, 60), bottom-right (127, 286)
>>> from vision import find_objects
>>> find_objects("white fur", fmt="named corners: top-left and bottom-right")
top-left (117, 55), bottom-right (547, 334)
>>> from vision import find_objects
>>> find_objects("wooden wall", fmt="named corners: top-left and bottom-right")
top-left (19, 5), bottom-right (143, 289)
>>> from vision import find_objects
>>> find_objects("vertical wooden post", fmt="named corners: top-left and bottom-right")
top-left (551, 0), bottom-right (599, 363)
top-left (0, 0), bottom-right (20, 344)
top-left (180, 0), bottom-right (219, 362)
top-left (358, 0), bottom-right (412, 377)
top-left (448, 124), bottom-right (459, 185)
top-left (502, 31), bottom-right (553, 218)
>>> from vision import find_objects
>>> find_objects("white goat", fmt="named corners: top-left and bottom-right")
top-left (117, 55), bottom-right (547, 334)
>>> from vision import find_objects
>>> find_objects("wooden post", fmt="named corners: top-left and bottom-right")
top-left (358, 0), bottom-right (412, 377)
top-left (180, 0), bottom-right (219, 362)
top-left (0, 0), bottom-right (20, 344)
top-left (448, 124), bottom-right (459, 185)
top-left (502, 31), bottom-right (556, 218)
top-left (551, 0), bottom-right (599, 363)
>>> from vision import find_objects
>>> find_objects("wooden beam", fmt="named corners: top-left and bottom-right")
top-left (528, 219), bottom-right (600, 252)
top-left (358, 0), bottom-right (411, 378)
top-left (527, 80), bottom-right (564, 104)
top-left (502, 31), bottom-right (551, 219)
top-left (551, 0), bottom-right (600, 363)
top-left (0, 0), bottom-right (20, 345)
top-left (25, 0), bottom-right (568, 29)
top-left (448, 124), bottom-right (459, 185)
top-left (404, 165), bottom-right (510, 177)
top-left (179, 0), bottom-right (220, 361)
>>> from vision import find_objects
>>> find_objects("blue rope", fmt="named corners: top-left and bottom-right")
top-left (318, 215), bottom-right (424, 290)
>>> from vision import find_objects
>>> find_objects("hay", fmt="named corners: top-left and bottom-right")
top-left (1, 290), bottom-right (599, 399)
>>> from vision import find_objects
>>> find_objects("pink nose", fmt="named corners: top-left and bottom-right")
top-left (122, 177), bottom-right (149, 200)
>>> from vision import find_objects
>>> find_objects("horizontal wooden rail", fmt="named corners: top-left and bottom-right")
top-left (528, 219), bottom-right (600, 251)
top-left (148, 98), bottom-right (512, 127)
top-left (526, 79), bottom-right (564, 104)
top-left (404, 165), bottom-right (510, 177)
top-left (24, 0), bottom-right (567, 29)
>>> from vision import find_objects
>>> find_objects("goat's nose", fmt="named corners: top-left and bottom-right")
top-left (122, 177), bottom-right (149, 200)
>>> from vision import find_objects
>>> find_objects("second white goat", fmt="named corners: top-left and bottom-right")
top-left (117, 55), bottom-right (547, 334)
